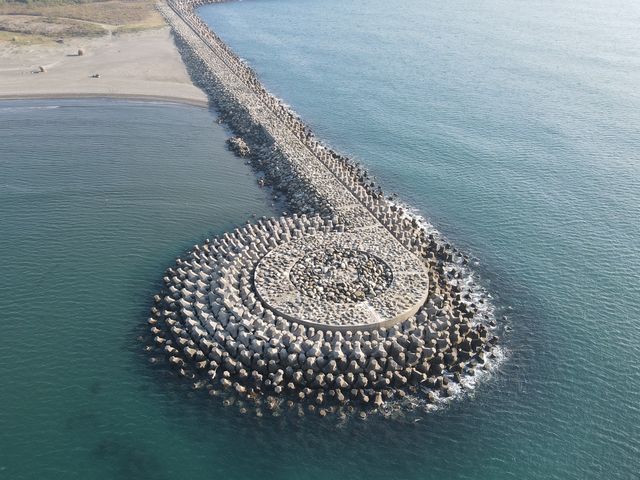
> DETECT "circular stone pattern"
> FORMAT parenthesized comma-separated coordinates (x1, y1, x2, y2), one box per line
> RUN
(254, 230, 430, 331)
(289, 248, 392, 302)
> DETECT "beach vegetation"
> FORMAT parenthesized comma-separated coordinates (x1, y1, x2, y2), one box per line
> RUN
(0, 0, 165, 42)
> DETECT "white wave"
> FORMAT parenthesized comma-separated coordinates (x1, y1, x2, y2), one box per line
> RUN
(0, 105, 61, 112)
(380, 198, 508, 412)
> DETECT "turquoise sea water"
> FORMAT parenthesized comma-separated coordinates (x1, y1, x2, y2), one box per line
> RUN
(197, 0, 640, 477)
(0, 100, 279, 479)
(1, 0, 639, 478)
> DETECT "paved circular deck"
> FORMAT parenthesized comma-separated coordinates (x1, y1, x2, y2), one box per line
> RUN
(254, 230, 430, 331)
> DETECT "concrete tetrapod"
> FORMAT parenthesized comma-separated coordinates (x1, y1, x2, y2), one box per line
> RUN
(144, 0, 501, 416)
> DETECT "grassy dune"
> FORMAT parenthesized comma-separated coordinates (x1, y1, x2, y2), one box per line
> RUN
(0, 0, 165, 43)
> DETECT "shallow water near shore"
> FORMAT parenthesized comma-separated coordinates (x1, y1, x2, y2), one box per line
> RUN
(1, 0, 640, 478)
(0, 99, 280, 479)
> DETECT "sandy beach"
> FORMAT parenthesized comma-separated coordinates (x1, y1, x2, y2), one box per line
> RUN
(0, 26, 208, 106)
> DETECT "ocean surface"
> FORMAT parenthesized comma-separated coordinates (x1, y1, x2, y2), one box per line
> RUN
(1, 0, 639, 478)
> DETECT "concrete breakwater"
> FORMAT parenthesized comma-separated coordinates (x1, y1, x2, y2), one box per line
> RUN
(146, 0, 500, 416)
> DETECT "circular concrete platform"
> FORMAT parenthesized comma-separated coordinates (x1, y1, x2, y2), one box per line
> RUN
(254, 230, 430, 331)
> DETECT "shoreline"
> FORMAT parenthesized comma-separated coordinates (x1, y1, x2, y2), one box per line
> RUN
(0, 92, 209, 108)
(0, 26, 208, 106)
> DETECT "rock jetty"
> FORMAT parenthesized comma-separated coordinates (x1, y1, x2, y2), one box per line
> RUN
(145, 0, 500, 416)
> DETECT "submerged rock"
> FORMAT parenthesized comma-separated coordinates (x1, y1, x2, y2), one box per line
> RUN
(226, 136, 251, 157)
